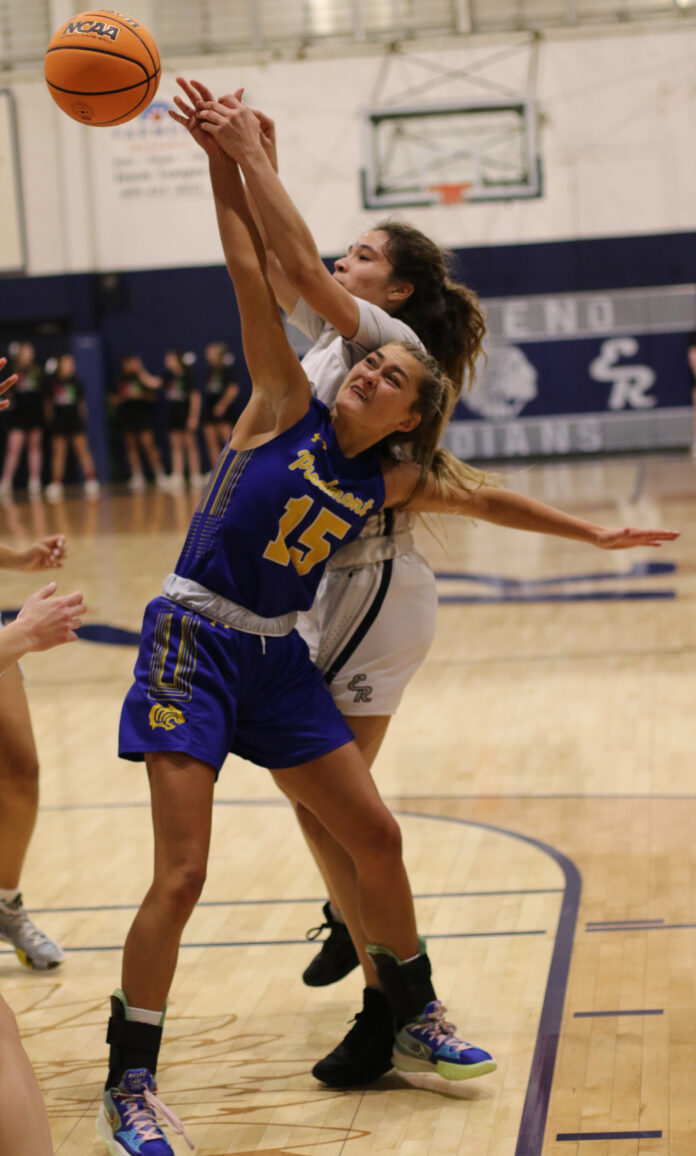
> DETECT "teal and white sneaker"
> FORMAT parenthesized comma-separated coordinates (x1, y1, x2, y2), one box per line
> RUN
(97, 1068, 194, 1155)
(0, 893, 64, 970)
(393, 1001, 497, 1081)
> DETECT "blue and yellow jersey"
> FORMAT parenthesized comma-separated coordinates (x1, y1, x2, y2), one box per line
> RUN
(174, 399, 386, 617)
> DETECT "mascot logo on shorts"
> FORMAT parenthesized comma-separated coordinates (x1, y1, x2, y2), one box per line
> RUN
(148, 703, 186, 731)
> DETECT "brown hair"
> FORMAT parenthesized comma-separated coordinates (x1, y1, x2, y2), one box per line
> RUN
(381, 342, 491, 506)
(377, 220, 486, 395)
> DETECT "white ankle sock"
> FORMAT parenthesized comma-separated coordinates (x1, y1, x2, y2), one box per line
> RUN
(128, 1006, 164, 1027)
(0, 887, 20, 903)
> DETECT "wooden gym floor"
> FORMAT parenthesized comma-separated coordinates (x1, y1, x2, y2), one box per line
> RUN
(0, 449, 694, 1156)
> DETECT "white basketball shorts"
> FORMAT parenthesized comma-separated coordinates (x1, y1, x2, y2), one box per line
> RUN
(296, 550, 438, 716)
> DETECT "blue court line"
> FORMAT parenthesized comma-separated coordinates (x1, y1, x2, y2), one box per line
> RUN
(13, 888, 564, 914)
(573, 1009, 664, 1018)
(0, 929, 547, 956)
(438, 590, 674, 604)
(586, 918, 664, 927)
(587, 922, 696, 932)
(556, 1132, 662, 1141)
(434, 560, 675, 588)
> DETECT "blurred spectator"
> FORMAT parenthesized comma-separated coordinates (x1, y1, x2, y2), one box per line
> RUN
(44, 354, 100, 502)
(0, 343, 45, 499)
(112, 354, 167, 491)
(163, 350, 203, 492)
(201, 342, 242, 472)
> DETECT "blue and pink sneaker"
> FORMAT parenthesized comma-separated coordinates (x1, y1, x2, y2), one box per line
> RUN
(393, 1000, 497, 1080)
(96, 1068, 194, 1155)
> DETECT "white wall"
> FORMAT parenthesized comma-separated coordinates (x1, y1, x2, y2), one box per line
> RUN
(6, 18, 696, 274)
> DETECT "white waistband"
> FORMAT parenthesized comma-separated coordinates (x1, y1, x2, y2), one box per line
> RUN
(162, 573, 297, 636)
(327, 529, 416, 570)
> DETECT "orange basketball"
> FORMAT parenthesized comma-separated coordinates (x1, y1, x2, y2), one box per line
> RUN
(44, 10, 161, 127)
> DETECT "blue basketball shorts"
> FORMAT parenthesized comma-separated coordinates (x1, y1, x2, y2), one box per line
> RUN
(119, 596, 355, 776)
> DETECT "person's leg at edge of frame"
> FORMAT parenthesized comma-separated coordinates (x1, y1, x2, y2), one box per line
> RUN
(0, 664, 64, 971)
(0, 995, 54, 1156)
(277, 742, 497, 1085)
(97, 750, 210, 1156)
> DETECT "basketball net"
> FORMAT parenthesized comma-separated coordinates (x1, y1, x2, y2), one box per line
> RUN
(429, 182, 472, 205)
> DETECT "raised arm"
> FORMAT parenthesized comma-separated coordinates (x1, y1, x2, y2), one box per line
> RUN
(385, 465, 679, 550)
(195, 95, 361, 340)
(170, 79, 298, 315)
(204, 148, 311, 436)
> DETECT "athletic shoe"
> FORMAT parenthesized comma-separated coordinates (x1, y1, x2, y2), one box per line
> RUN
(303, 901, 359, 986)
(27, 478, 42, 497)
(45, 481, 64, 502)
(128, 474, 146, 492)
(155, 473, 170, 491)
(0, 893, 64, 970)
(84, 478, 101, 498)
(313, 986, 394, 1086)
(393, 1001, 497, 1081)
(97, 1068, 194, 1155)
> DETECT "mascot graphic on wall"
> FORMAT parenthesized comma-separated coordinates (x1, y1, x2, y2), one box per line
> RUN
(464, 343, 538, 420)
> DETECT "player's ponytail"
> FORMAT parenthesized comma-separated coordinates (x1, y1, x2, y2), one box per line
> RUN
(378, 221, 486, 395)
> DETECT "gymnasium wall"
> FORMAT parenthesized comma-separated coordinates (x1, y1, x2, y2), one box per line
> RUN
(1, 14, 695, 465)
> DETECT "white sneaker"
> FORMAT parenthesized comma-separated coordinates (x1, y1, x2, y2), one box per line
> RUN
(0, 893, 64, 970)
(84, 478, 100, 498)
(27, 478, 42, 498)
(45, 481, 65, 503)
(155, 473, 170, 491)
(128, 473, 146, 492)
(167, 474, 185, 493)
(190, 473, 206, 488)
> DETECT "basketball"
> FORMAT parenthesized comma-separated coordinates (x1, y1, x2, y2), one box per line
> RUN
(44, 10, 161, 127)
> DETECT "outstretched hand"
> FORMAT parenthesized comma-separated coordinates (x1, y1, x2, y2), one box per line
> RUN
(15, 583, 86, 652)
(195, 95, 265, 162)
(14, 535, 68, 571)
(0, 357, 18, 411)
(169, 78, 244, 159)
(594, 526, 680, 550)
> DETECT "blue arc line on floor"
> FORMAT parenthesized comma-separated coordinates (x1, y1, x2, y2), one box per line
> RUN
(392, 808, 582, 1156)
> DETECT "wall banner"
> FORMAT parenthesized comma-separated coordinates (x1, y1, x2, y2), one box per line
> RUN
(445, 285, 695, 458)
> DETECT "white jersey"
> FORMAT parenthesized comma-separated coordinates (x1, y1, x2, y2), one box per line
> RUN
(289, 295, 424, 408)
(289, 295, 438, 716)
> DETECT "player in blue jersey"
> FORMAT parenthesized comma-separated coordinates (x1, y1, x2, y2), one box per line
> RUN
(172, 79, 686, 1094)
(96, 114, 678, 1156)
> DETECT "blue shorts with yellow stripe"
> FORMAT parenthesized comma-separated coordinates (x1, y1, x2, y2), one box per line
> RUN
(119, 596, 354, 776)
